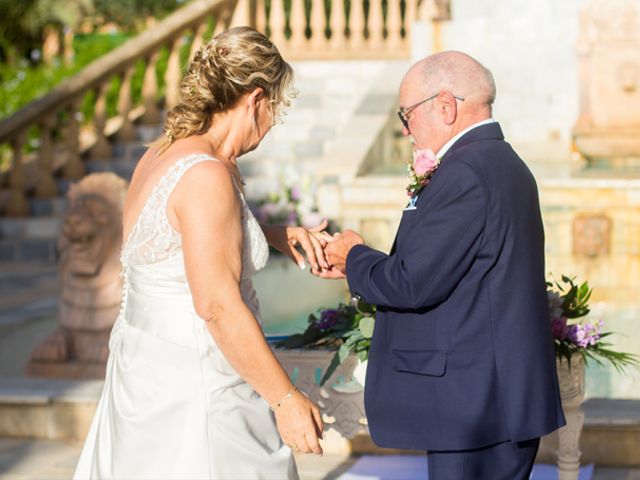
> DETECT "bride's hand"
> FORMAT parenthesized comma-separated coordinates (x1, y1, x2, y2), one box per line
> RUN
(283, 219, 331, 271)
(273, 389, 324, 455)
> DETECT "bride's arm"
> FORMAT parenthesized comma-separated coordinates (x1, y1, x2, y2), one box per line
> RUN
(171, 161, 323, 454)
(260, 222, 330, 272)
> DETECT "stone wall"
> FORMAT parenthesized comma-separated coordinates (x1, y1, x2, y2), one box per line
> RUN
(434, 0, 586, 163)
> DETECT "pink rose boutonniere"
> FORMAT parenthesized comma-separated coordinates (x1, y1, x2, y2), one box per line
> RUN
(407, 148, 440, 197)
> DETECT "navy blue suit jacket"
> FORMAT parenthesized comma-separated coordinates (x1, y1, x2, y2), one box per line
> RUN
(345, 122, 566, 451)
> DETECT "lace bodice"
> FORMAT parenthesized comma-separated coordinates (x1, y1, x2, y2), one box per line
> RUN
(120, 153, 269, 277)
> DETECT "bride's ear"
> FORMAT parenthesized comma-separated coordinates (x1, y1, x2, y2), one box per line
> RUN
(247, 88, 265, 110)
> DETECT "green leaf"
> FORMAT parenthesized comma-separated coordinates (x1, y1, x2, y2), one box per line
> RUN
(359, 316, 375, 339)
(357, 349, 368, 362)
(356, 300, 376, 316)
(319, 344, 351, 386)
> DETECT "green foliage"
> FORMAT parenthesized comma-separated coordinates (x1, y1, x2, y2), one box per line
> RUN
(0, 33, 130, 120)
(0, 0, 93, 63)
(92, 0, 188, 33)
(277, 300, 375, 385)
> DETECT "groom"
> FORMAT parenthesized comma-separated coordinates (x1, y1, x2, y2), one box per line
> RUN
(320, 52, 566, 479)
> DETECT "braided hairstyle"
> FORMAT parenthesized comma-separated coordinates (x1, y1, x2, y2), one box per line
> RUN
(150, 26, 295, 153)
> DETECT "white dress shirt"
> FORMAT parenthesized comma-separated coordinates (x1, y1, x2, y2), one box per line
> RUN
(436, 118, 497, 158)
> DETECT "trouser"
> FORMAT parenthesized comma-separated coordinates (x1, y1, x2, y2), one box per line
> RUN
(427, 437, 540, 480)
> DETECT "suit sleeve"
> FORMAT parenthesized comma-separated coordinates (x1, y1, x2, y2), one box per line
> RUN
(345, 162, 486, 310)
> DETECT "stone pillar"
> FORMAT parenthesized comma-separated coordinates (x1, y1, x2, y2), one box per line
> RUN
(556, 355, 586, 480)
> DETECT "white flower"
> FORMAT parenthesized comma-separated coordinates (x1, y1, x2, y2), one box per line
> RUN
(547, 290, 564, 319)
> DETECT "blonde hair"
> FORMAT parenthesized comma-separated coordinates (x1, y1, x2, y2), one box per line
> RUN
(150, 26, 295, 153)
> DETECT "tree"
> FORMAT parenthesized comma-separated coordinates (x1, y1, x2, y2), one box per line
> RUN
(0, 0, 93, 65)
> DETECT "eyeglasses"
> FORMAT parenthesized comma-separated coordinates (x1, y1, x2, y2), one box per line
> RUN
(397, 92, 465, 131)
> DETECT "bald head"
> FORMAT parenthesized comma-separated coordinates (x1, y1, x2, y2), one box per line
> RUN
(405, 51, 496, 114)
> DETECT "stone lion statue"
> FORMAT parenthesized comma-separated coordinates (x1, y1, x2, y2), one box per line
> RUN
(29, 172, 128, 374)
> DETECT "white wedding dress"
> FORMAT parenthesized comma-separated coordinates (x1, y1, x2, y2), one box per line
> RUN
(74, 154, 298, 480)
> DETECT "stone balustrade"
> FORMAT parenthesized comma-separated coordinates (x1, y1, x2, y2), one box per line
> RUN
(258, 0, 420, 60)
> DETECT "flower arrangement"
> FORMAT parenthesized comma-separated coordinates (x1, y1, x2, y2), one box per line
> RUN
(276, 300, 375, 386)
(406, 148, 440, 197)
(548, 276, 638, 372)
(252, 166, 324, 229)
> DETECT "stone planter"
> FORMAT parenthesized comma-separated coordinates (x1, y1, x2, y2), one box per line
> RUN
(274, 348, 368, 439)
(555, 354, 587, 480)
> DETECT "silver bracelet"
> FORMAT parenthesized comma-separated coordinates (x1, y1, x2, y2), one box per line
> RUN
(271, 386, 296, 411)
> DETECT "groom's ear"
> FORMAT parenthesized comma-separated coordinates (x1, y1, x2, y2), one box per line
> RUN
(438, 90, 458, 125)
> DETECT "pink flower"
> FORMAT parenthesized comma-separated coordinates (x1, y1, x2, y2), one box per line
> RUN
(413, 149, 439, 176)
(301, 211, 324, 229)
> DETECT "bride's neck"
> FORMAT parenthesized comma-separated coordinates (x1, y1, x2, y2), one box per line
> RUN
(206, 111, 246, 165)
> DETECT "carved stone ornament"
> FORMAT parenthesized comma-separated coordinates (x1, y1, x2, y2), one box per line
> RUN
(274, 349, 368, 439)
(574, 0, 640, 164)
(28, 173, 128, 379)
(572, 214, 611, 257)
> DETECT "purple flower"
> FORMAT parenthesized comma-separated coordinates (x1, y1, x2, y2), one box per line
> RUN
(257, 203, 281, 223)
(315, 309, 340, 330)
(551, 316, 569, 340)
(565, 319, 604, 348)
(568, 324, 589, 348)
(286, 210, 299, 226)
(290, 185, 302, 202)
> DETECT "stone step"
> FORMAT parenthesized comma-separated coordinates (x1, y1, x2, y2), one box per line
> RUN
(0, 377, 637, 467)
(0, 238, 58, 263)
(0, 217, 61, 240)
(85, 159, 135, 181)
(28, 198, 68, 218)
(0, 377, 103, 441)
(0, 261, 57, 295)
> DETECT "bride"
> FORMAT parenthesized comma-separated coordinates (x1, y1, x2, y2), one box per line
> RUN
(74, 26, 329, 479)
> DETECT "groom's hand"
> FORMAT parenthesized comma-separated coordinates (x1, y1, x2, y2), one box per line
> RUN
(323, 230, 364, 274)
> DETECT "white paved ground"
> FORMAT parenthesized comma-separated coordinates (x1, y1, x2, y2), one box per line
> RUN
(0, 438, 354, 480)
(1, 438, 639, 480)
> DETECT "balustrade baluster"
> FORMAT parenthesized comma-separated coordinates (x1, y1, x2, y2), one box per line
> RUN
(213, 12, 227, 37)
(6, 132, 29, 217)
(405, 0, 418, 43)
(141, 51, 161, 124)
(117, 65, 137, 141)
(310, 0, 327, 50)
(387, 0, 404, 49)
(230, 0, 251, 26)
(330, 0, 347, 50)
(62, 100, 85, 180)
(255, 0, 267, 34)
(165, 38, 182, 110)
(368, 0, 384, 49)
(349, 0, 366, 49)
(34, 117, 58, 198)
(269, 0, 287, 48)
(90, 82, 112, 159)
(289, 0, 306, 49)
(189, 22, 209, 61)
